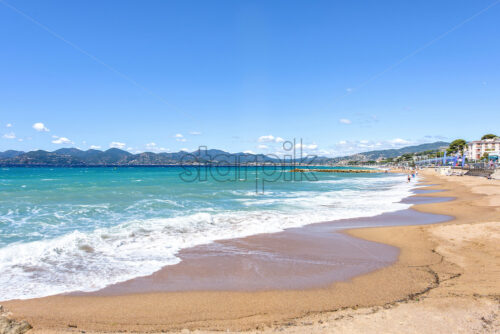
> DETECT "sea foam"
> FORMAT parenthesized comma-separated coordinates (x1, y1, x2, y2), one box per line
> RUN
(0, 172, 415, 300)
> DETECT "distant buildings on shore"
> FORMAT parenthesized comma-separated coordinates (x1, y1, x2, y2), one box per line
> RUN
(465, 138, 500, 161)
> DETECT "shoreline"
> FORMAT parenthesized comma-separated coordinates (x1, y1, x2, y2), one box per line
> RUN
(0, 171, 416, 301)
(85, 195, 449, 295)
(2, 169, 499, 332)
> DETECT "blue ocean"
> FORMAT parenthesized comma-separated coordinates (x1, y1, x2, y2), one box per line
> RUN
(0, 167, 414, 300)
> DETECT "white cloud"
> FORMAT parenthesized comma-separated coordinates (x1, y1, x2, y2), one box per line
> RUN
(389, 138, 410, 145)
(339, 140, 347, 145)
(52, 137, 72, 144)
(3, 132, 16, 139)
(258, 135, 287, 144)
(346, 88, 353, 93)
(6, 123, 12, 128)
(146, 142, 157, 148)
(33, 122, 49, 132)
(110, 141, 126, 149)
(339, 118, 351, 124)
(189, 131, 202, 135)
(18, 138, 23, 142)
(258, 135, 275, 142)
(258, 144, 268, 149)
(180, 148, 189, 152)
(243, 150, 255, 154)
(175, 134, 186, 142)
(90, 145, 101, 149)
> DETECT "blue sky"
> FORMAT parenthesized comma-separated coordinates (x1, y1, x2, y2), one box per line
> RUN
(1, 0, 499, 157)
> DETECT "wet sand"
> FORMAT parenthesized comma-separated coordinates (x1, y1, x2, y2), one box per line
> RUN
(89, 194, 450, 295)
(1, 169, 499, 333)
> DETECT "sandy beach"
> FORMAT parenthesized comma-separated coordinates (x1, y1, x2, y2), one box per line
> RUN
(2, 0, 499, 332)
(1, 169, 499, 333)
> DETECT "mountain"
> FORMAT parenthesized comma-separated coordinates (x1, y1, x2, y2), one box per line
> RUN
(99, 148, 133, 164)
(53, 148, 86, 156)
(50, 148, 133, 164)
(326, 141, 450, 163)
(0, 150, 24, 159)
(0, 147, 281, 166)
(4, 150, 85, 166)
(359, 141, 449, 159)
(0, 141, 449, 166)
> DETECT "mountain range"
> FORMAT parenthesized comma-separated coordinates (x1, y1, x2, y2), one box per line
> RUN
(0, 141, 449, 166)
(329, 141, 450, 162)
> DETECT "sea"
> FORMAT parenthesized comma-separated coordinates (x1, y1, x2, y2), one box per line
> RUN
(0, 166, 415, 301)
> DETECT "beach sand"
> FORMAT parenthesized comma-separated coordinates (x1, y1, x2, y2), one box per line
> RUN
(1, 169, 499, 333)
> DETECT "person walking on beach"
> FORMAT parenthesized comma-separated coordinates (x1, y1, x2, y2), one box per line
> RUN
(407, 174, 411, 183)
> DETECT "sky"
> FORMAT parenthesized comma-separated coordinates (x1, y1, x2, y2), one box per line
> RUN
(1, 0, 499, 157)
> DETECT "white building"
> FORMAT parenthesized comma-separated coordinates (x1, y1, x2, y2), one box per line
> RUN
(465, 138, 500, 161)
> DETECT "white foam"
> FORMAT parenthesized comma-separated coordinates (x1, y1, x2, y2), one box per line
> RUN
(0, 174, 416, 301)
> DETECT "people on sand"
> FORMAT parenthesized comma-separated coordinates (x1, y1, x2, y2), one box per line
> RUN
(407, 174, 411, 183)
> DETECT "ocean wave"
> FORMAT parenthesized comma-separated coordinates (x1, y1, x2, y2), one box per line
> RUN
(0, 174, 415, 301)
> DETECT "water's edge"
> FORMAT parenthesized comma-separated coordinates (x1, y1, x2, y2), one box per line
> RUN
(0, 169, 418, 300)
(84, 186, 453, 295)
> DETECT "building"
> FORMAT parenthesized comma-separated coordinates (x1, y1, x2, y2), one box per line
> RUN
(465, 138, 500, 161)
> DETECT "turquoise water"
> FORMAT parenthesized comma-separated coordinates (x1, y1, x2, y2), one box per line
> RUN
(0, 167, 413, 300)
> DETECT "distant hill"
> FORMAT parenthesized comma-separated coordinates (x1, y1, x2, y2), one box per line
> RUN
(0, 150, 24, 159)
(0, 147, 278, 166)
(329, 141, 450, 163)
(0, 141, 449, 166)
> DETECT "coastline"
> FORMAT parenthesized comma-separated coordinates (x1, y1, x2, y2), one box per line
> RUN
(2, 169, 499, 333)
(84, 191, 450, 295)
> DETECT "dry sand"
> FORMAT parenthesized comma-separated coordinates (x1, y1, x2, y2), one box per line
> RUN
(1, 169, 499, 333)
